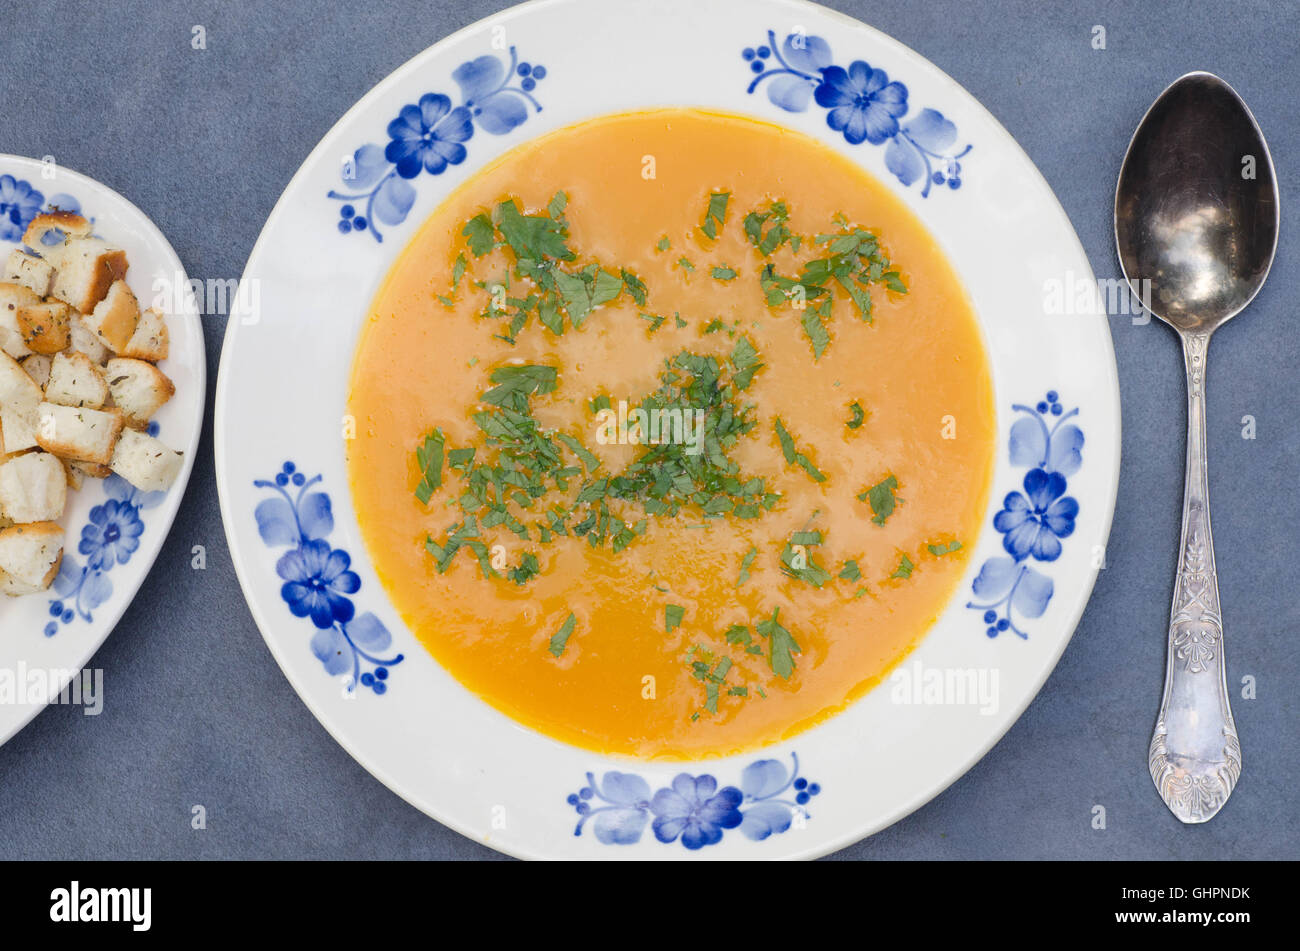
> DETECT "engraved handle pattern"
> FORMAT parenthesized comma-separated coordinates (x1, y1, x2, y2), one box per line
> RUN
(1149, 331, 1241, 822)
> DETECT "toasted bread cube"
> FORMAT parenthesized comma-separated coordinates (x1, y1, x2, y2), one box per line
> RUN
(15, 299, 71, 354)
(0, 566, 43, 596)
(0, 410, 38, 455)
(22, 210, 93, 246)
(62, 458, 84, 491)
(45, 237, 128, 316)
(45, 351, 109, 409)
(0, 451, 66, 523)
(68, 311, 110, 365)
(121, 308, 169, 362)
(4, 250, 54, 297)
(84, 279, 138, 353)
(20, 353, 52, 388)
(0, 521, 64, 591)
(34, 402, 123, 465)
(0, 349, 43, 405)
(105, 357, 173, 425)
(68, 459, 113, 481)
(110, 428, 182, 492)
(0, 282, 41, 359)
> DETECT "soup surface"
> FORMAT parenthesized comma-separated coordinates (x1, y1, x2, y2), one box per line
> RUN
(347, 109, 994, 759)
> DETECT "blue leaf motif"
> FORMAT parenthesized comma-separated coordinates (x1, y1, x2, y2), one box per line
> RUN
(452, 55, 505, 103)
(739, 801, 795, 840)
(255, 496, 299, 546)
(345, 144, 390, 189)
(740, 758, 789, 799)
(52, 558, 80, 596)
(297, 491, 334, 540)
(1009, 416, 1047, 469)
(592, 808, 649, 845)
(972, 556, 1018, 600)
(311, 626, 352, 676)
(903, 108, 957, 153)
(767, 74, 817, 112)
(1048, 424, 1084, 477)
(81, 571, 112, 612)
(475, 93, 528, 135)
(1013, 566, 1053, 619)
(782, 33, 833, 73)
(346, 612, 391, 652)
(598, 771, 652, 805)
(372, 176, 416, 227)
(884, 133, 926, 186)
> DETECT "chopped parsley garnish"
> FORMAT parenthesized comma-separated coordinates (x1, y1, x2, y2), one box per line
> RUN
(757, 607, 800, 679)
(699, 191, 730, 240)
(847, 401, 865, 430)
(838, 559, 861, 581)
(665, 603, 685, 632)
(656, 236, 671, 252)
(927, 540, 963, 556)
(677, 257, 695, 273)
(890, 554, 915, 579)
(737, 546, 757, 586)
(549, 613, 576, 657)
(860, 475, 900, 525)
(414, 428, 445, 505)
(774, 418, 827, 483)
(711, 265, 737, 282)
(742, 200, 797, 256)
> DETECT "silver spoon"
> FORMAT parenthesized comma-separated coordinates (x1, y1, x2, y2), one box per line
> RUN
(1115, 72, 1278, 823)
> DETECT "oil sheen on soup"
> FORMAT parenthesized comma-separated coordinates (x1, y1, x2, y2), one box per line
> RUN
(347, 110, 994, 759)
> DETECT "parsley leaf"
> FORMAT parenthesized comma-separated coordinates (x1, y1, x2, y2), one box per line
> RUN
(927, 540, 963, 556)
(860, 475, 900, 526)
(847, 401, 865, 430)
(838, 559, 862, 581)
(665, 604, 685, 632)
(890, 554, 915, 579)
(757, 607, 800, 679)
(737, 546, 757, 586)
(774, 418, 827, 483)
(549, 613, 576, 657)
(699, 191, 730, 240)
(414, 428, 445, 505)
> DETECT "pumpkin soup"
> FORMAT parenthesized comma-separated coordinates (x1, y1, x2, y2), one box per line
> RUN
(346, 109, 994, 759)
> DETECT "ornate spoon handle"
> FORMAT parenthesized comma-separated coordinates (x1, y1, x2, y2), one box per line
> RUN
(1149, 331, 1241, 822)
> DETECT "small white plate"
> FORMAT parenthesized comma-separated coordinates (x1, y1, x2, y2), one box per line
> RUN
(0, 156, 204, 744)
(216, 0, 1120, 857)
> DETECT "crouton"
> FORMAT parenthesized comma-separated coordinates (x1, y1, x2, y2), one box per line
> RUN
(0, 451, 66, 523)
(120, 308, 169, 362)
(34, 402, 123, 465)
(45, 351, 109, 409)
(0, 566, 43, 596)
(62, 458, 83, 491)
(16, 298, 71, 354)
(0, 282, 41, 359)
(69, 459, 113, 480)
(0, 521, 64, 592)
(4, 249, 54, 297)
(0, 410, 38, 455)
(83, 279, 138, 353)
(20, 353, 51, 388)
(110, 428, 183, 492)
(105, 357, 173, 425)
(68, 311, 110, 365)
(44, 236, 129, 315)
(0, 351, 42, 454)
(22, 210, 93, 245)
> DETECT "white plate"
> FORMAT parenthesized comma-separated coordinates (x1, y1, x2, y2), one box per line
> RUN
(0, 156, 204, 744)
(215, 0, 1120, 857)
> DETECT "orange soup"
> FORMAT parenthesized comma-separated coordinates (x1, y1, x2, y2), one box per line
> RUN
(347, 109, 994, 759)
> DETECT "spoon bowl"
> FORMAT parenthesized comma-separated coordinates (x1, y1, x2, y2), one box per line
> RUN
(1116, 71, 1279, 332)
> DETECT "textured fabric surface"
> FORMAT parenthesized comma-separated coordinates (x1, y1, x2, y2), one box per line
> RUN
(0, 0, 1295, 860)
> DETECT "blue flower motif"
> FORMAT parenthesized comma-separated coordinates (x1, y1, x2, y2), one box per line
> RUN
(276, 538, 361, 628)
(256, 462, 403, 692)
(0, 174, 44, 242)
(968, 392, 1082, 638)
(814, 60, 908, 145)
(384, 93, 474, 179)
(78, 498, 145, 572)
(650, 774, 744, 850)
(994, 468, 1079, 562)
